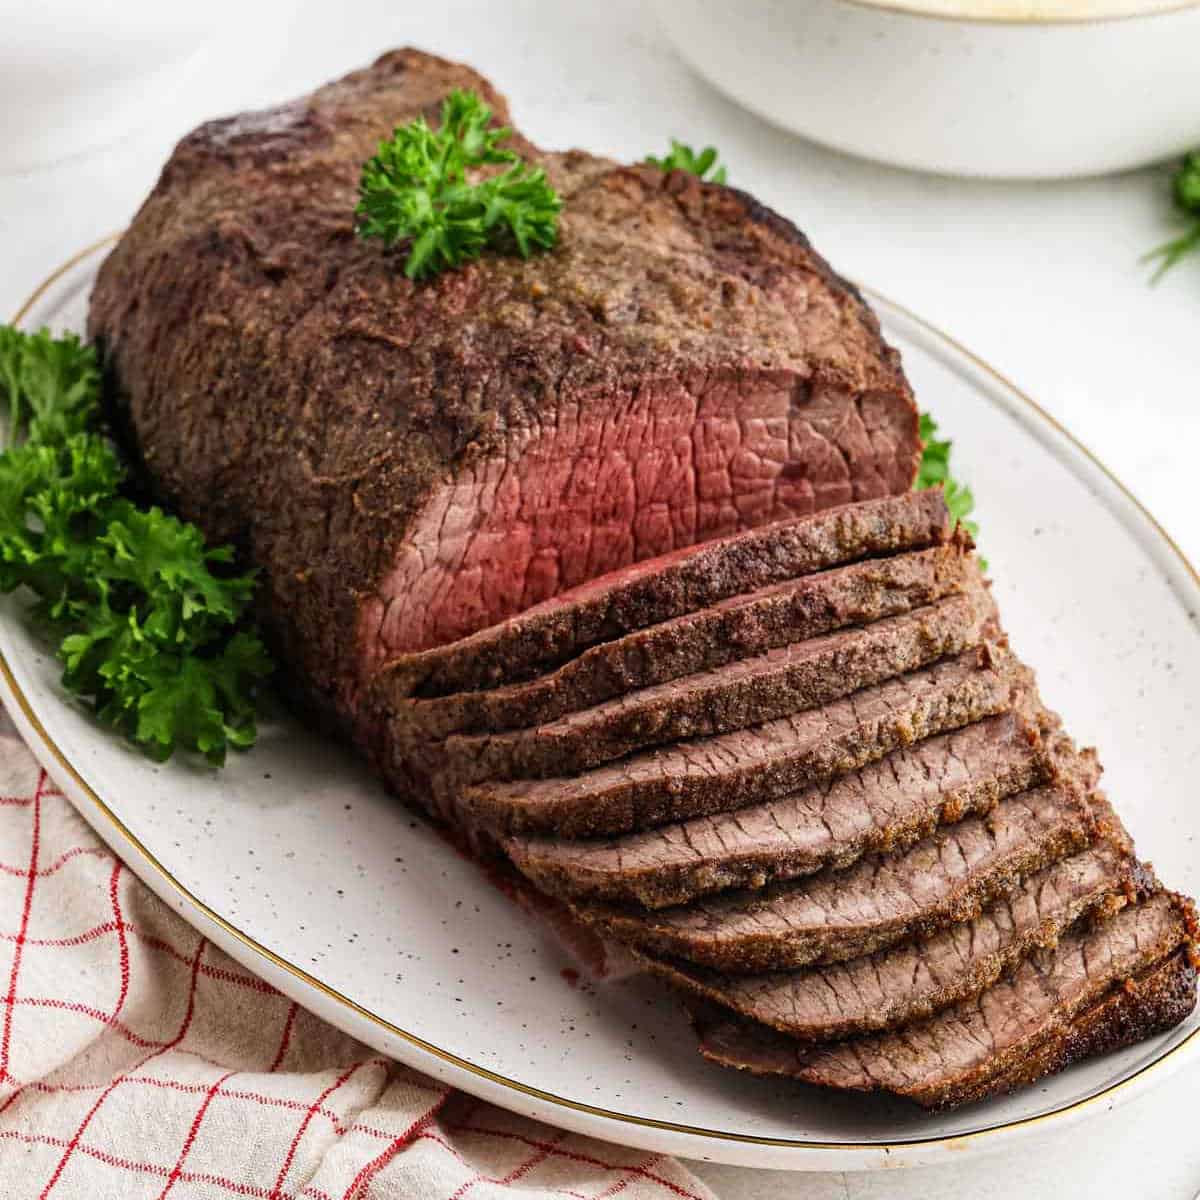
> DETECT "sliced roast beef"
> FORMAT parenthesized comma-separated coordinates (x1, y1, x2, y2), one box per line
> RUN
(647, 841, 1137, 1041)
(454, 643, 1020, 838)
(435, 586, 992, 786)
(396, 538, 972, 740)
(377, 491, 947, 703)
(90, 50, 922, 729)
(504, 709, 1047, 908)
(588, 762, 1102, 972)
(693, 891, 1195, 1109)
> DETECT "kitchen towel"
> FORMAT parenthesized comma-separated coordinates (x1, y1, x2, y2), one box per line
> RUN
(0, 715, 713, 1199)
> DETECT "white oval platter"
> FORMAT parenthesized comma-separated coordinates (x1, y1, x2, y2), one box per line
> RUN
(4, 239, 1198, 1171)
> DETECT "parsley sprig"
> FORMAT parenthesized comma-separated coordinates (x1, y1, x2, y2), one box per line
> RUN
(917, 412, 980, 546)
(1144, 151, 1200, 282)
(0, 325, 272, 765)
(645, 140, 727, 184)
(356, 89, 562, 280)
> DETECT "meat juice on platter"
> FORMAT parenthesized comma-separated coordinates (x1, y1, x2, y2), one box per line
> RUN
(85, 48, 1197, 1112)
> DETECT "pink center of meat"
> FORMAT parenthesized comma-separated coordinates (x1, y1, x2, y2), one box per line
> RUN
(357, 372, 911, 675)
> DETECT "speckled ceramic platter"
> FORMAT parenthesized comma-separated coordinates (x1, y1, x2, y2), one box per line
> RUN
(4, 239, 1198, 1171)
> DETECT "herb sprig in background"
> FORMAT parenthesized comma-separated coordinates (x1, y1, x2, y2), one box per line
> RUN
(644, 140, 728, 183)
(1145, 152, 1200, 281)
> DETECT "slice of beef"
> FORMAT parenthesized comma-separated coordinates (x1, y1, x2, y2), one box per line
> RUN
(646, 841, 1138, 1041)
(587, 759, 1103, 972)
(395, 538, 972, 740)
(377, 491, 948, 703)
(89, 49, 921, 734)
(697, 949, 1198, 1110)
(970, 948, 1196, 1102)
(453, 643, 1020, 838)
(435, 586, 992, 786)
(504, 709, 1047, 908)
(693, 890, 1196, 1110)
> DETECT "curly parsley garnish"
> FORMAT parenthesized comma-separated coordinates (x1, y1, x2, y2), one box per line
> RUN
(1144, 151, 1200, 282)
(917, 411, 980, 547)
(0, 325, 272, 765)
(356, 89, 562, 281)
(645, 140, 727, 184)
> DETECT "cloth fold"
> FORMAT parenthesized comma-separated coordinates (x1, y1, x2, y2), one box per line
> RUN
(0, 718, 713, 1199)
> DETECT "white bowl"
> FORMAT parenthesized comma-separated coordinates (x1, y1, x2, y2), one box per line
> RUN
(654, 0, 1200, 179)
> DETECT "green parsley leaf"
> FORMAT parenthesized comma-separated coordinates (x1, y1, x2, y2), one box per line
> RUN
(645, 140, 728, 184)
(917, 412, 982, 565)
(0, 326, 99, 447)
(94, 504, 256, 644)
(0, 434, 122, 624)
(0, 324, 272, 765)
(75, 630, 270, 766)
(356, 88, 562, 280)
(1144, 150, 1200, 282)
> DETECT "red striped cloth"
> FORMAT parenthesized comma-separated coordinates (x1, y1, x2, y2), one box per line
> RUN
(0, 718, 714, 1198)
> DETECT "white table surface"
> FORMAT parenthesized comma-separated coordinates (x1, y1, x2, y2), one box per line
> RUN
(2, 2, 1198, 1195)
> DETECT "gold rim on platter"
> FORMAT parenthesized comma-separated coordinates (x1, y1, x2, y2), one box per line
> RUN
(6, 235, 1199, 1158)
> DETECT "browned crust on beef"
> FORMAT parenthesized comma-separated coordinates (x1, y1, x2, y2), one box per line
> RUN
(691, 891, 1196, 1109)
(433, 584, 992, 786)
(395, 536, 971, 740)
(642, 842, 1137, 1041)
(379, 492, 950, 702)
(451, 643, 1020, 838)
(585, 751, 1102, 972)
(88, 48, 920, 729)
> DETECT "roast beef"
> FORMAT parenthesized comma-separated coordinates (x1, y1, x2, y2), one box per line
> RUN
(433, 585, 992, 786)
(588, 762, 1103, 972)
(646, 841, 1137, 1041)
(693, 890, 1195, 1109)
(83, 48, 1196, 1113)
(87, 49, 921, 735)
(454, 644, 1020, 837)
(395, 538, 971, 740)
(504, 708, 1047, 908)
